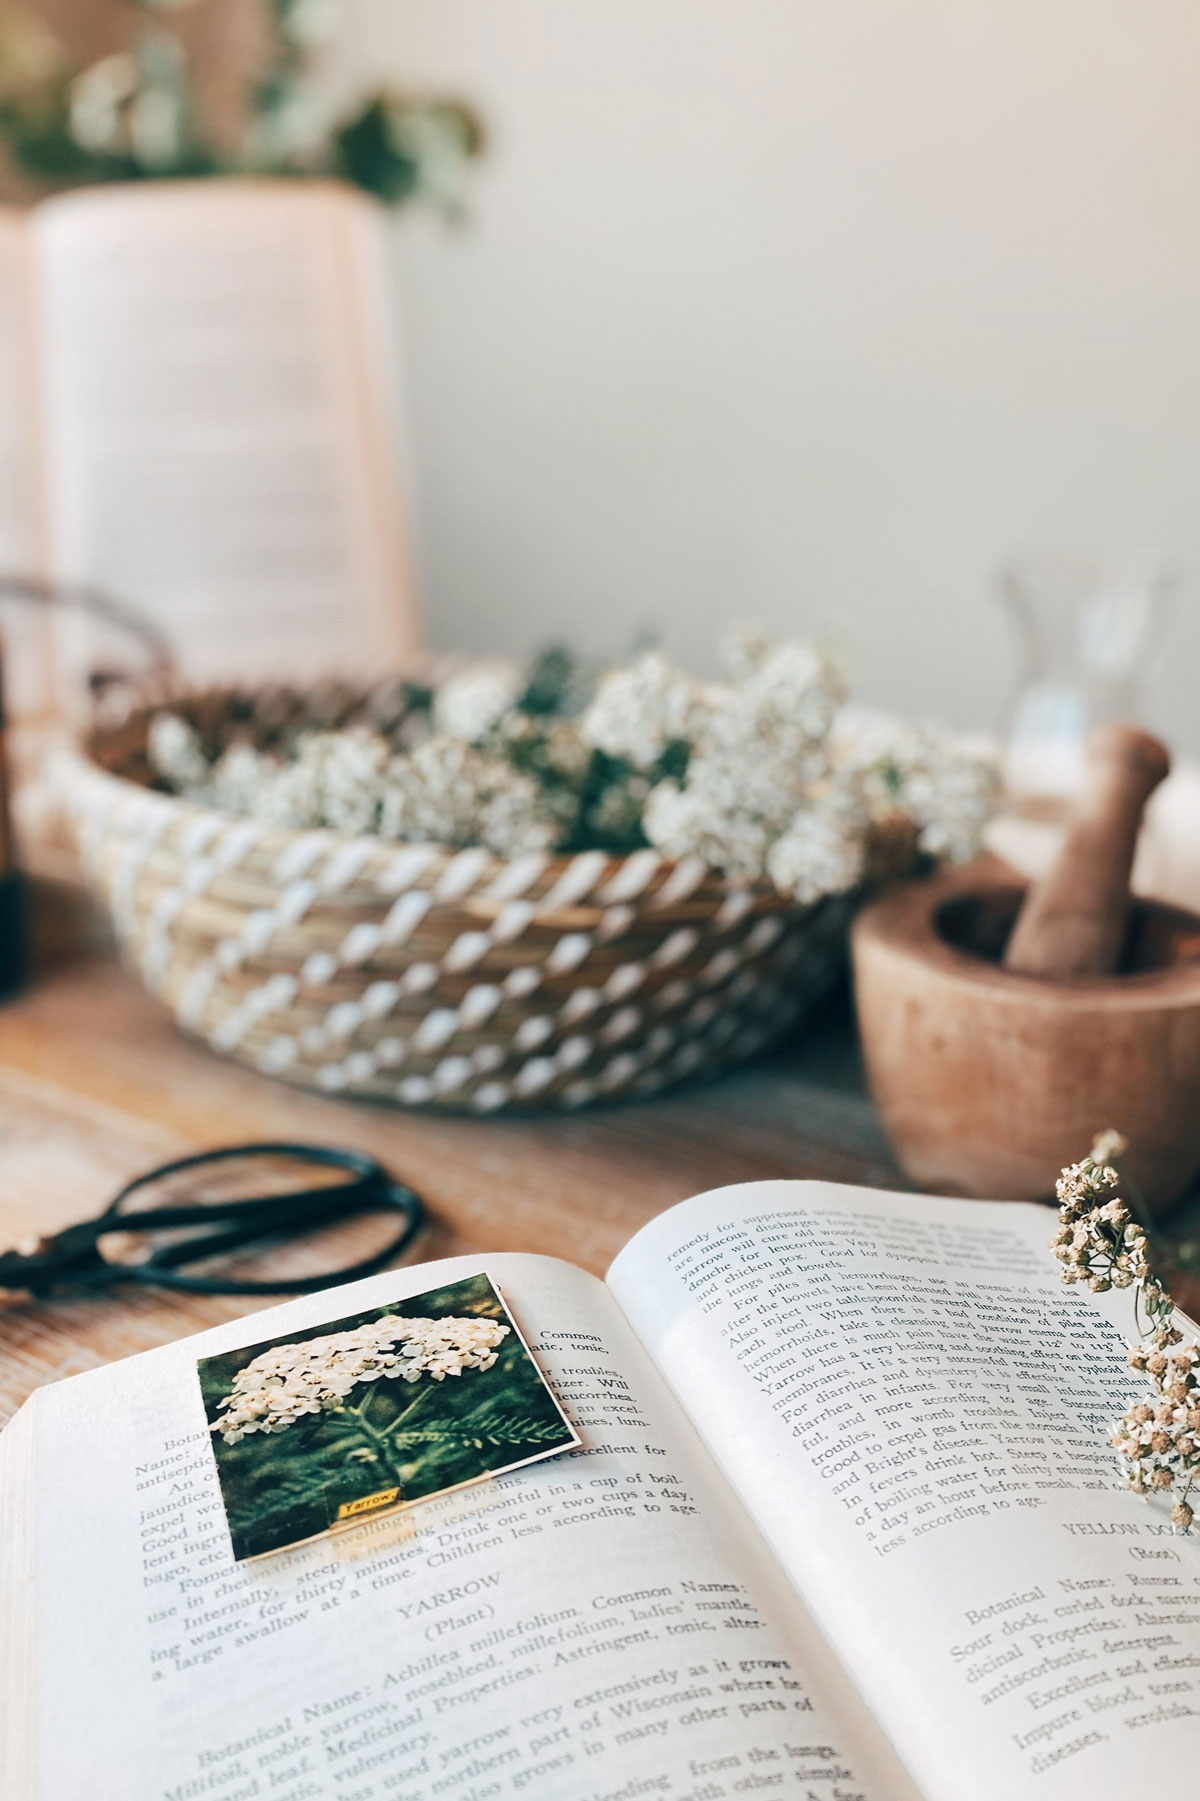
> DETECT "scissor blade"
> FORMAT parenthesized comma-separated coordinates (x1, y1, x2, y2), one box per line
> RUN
(107, 1179, 388, 1235)
(128, 1185, 392, 1276)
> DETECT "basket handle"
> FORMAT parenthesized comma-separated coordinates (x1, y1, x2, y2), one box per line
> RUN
(0, 572, 176, 709)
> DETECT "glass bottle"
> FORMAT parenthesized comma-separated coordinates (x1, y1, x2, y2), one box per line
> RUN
(997, 551, 1173, 816)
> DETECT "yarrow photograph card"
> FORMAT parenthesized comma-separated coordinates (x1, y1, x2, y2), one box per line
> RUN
(197, 1272, 579, 1560)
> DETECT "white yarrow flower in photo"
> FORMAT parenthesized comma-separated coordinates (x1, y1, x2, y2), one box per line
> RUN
(211, 1312, 511, 1444)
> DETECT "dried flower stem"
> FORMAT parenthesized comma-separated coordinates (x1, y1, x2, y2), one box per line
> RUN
(1053, 1132, 1200, 1533)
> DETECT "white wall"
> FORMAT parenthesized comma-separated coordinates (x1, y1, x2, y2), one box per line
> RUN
(334, 1, 1200, 747)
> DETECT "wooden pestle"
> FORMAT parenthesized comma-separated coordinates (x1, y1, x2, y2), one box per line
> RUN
(1003, 724, 1171, 979)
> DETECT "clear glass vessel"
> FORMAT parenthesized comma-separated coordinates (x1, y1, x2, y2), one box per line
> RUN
(997, 551, 1173, 814)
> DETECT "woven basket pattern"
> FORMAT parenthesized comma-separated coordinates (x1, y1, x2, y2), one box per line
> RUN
(60, 699, 861, 1112)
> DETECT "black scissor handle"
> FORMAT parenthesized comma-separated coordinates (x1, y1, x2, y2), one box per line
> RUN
(96, 1143, 425, 1297)
(104, 1142, 385, 1219)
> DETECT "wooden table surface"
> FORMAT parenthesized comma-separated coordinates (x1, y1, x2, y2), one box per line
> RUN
(3, 881, 1199, 1426)
(0, 883, 908, 1423)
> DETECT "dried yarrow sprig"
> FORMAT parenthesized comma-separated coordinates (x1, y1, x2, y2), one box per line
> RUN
(1053, 1132, 1199, 1532)
(148, 638, 999, 906)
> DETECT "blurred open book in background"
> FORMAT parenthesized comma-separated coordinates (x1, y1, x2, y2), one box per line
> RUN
(0, 177, 418, 719)
(0, 177, 419, 873)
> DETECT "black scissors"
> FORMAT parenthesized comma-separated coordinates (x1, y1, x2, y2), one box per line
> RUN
(0, 1143, 425, 1300)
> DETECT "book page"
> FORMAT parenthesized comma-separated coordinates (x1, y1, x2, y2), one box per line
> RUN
(0, 208, 56, 718)
(16, 1252, 913, 1801)
(0, 1390, 38, 1801)
(610, 1182, 1200, 1801)
(34, 180, 418, 696)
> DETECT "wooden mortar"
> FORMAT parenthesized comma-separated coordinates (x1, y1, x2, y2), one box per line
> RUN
(852, 726, 1200, 1211)
(852, 869, 1200, 1210)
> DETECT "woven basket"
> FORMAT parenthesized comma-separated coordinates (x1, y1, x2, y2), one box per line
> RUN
(59, 689, 899, 1113)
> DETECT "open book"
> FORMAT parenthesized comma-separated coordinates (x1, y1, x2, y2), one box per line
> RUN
(2, 1178, 1195, 1801)
(0, 179, 417, 718)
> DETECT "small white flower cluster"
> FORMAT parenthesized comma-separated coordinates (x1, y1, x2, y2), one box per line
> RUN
(147, 713, 210, 791)
(149, 718, 561, 856)
(765, 787, 868, 907)
(433, 660, 525, 745)
(210, 1312, 511, 1445)
(581, 651, 702, 770)
(256, 729, 393, 836)
(832, 709, 1000, 865)
(147, 634, 999, 894)
(1113, 1348, 1200, 1526)
(601, 638, 854, 893)
(378, 737, 562, 854)
(1051, 1131, 1199, 1532)
(1051, 1136, 1149, 1295)
(605, 636, 995, 901)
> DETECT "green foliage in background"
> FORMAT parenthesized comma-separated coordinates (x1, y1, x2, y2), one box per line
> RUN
(0, 1, 481, 207)
(199, 1275, 573, 1561)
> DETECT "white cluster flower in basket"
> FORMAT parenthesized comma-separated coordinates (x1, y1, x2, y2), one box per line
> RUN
(642, 777, 772, 883)
(145, 633, 1000, 900)
(254, 729, 393, 835)
(379, 736, 563, 853)
(206, 742, 278, 819)
(612, 637, 850, 889)
(832, 708, 1000, 866)
(433, 659, 525, 744)
(148, 712, 209, 790)
(766, 787, 869, 906)
(706, 634, 845, 758)
(630, 639, 865, 898)
(210, 1313, 511, 1445)
(580, 650, 701, 770)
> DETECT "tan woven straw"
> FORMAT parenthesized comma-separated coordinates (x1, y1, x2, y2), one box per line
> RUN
(61, 689, 904, 1112)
